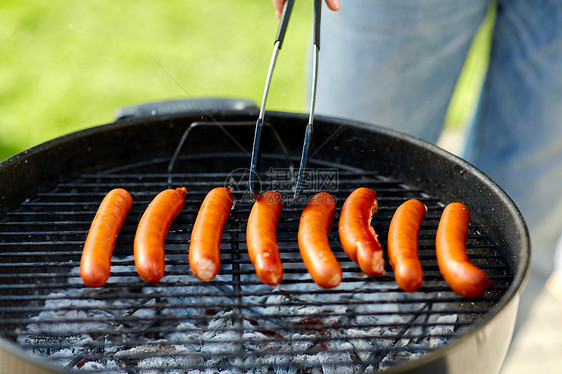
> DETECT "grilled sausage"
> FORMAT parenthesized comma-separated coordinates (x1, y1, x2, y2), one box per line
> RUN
(80, 188, 133, 287)
(298, 192, 342, 289)
(387, 199, 427, 292)
(134, 187, 187, 283)
(338, 187, 385, 276)
(246, 191, 284, 286)
(189, 187, 233, 282)
(435, 202, 494, 298)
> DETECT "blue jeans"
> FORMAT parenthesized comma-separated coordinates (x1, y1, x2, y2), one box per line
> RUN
(316, 0, 562, 325)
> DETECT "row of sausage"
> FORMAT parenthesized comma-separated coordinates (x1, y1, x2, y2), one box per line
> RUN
(79, 187, 494, 298)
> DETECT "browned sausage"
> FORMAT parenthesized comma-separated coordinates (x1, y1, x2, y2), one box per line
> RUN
(338, 187, 385, 276)
(189, 187, 233, 282)
(436, 202, 494, 298)
(246, 191, 284, 286)
(134, 187, 186, 283)
(387, 199, 427, 292)
(80, 188, 133, 287)
(298, 192, 342, 289)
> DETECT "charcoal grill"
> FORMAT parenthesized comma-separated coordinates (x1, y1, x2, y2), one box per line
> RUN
(0, 99, 529, 373)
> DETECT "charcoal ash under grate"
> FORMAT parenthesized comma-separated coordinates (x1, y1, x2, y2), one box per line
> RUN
(0, 154, 510, 373)
(13, 269, 466, 373)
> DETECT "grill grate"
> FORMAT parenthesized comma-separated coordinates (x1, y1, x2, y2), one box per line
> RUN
(0, 152, 510, 373)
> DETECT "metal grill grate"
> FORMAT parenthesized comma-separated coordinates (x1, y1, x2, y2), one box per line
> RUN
(0, 152, 510, 373)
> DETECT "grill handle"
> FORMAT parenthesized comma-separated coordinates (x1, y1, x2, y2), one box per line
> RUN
(113, 98, 258, 121)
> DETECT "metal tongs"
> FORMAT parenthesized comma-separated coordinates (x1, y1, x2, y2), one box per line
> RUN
(249, 0, 322, 200)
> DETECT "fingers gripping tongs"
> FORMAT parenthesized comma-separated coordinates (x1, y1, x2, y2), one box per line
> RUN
(249, 0, 322, 200)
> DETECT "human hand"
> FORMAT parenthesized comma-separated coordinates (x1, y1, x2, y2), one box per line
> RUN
(272, 0, 340, 18)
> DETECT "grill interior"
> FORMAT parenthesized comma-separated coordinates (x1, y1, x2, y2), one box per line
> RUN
(0, 144, 510, 373)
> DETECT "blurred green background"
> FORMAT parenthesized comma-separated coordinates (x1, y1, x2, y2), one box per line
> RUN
(0, 1, 494, 161)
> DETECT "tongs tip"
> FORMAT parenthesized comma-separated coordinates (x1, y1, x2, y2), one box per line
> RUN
(292, 122, 313, 201)
(249, 118, 263, 199)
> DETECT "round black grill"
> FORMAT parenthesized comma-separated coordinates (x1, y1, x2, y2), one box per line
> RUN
(0, 149, 509, 373)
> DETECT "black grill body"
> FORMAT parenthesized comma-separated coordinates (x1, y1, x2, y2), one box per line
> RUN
(0, 107, 529, 373)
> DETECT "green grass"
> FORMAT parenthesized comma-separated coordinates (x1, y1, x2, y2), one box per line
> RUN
(0, 1, 314, 160)
(444, 1, 496, 129)
(0, 2, 494, 161)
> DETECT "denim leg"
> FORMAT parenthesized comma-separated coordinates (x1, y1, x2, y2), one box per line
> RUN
(316, 0, 489, 143)
(463, 0, 562, 286)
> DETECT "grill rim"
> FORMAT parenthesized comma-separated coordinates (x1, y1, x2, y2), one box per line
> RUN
(0, 107, 530, 374)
